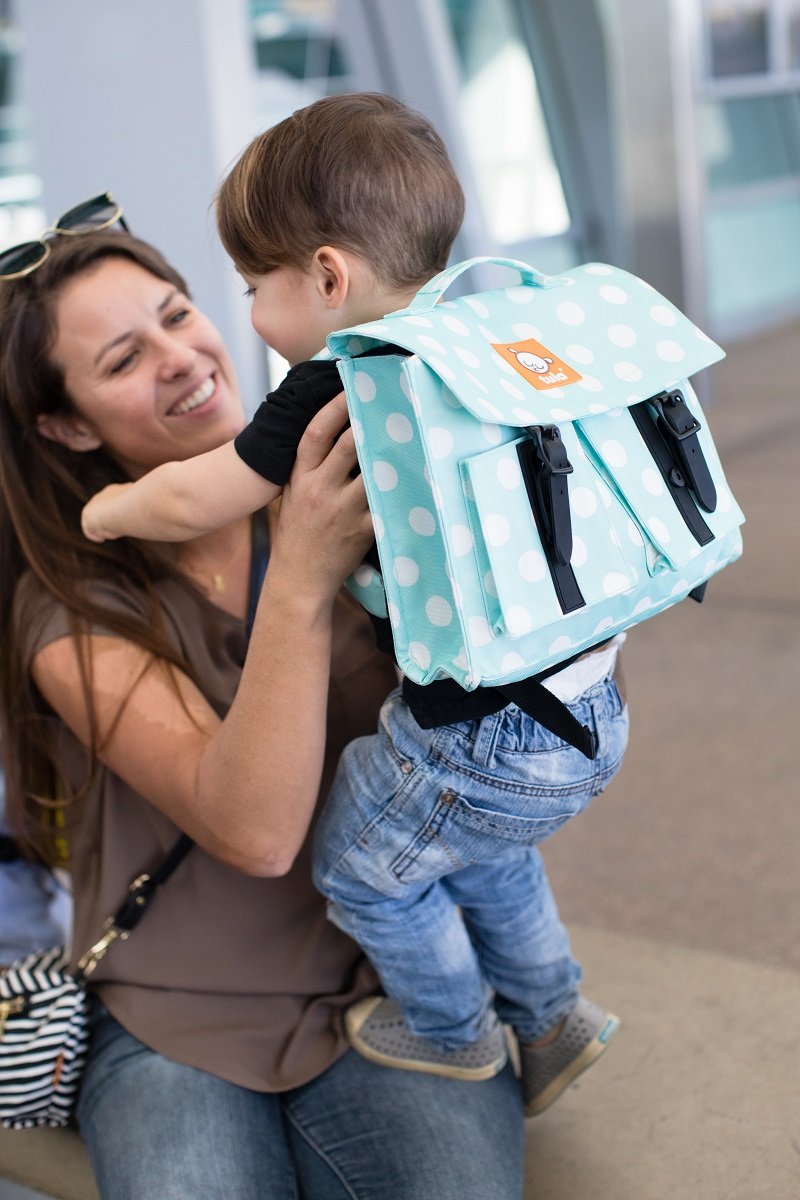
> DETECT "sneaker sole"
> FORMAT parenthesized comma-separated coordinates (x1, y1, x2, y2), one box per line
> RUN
(345, 997, 509, 1082)
(525, 1012, 620, 1116)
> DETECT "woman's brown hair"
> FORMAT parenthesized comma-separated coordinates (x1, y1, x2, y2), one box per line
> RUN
(0, 231, 202, 861)
(216, 92, 464, 288)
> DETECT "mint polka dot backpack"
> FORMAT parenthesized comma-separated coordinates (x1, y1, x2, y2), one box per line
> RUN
(327, 257, 744, 743)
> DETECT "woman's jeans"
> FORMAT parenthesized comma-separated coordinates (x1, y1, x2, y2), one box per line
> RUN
(77, 1002, 523, 1200)
(314, 677, 629, 1047)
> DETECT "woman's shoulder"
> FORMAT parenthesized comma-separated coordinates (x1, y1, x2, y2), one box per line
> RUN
(13, 568, 153, 662)
(15, 564, 246, 687)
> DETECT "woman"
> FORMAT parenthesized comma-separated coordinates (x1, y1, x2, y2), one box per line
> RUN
(0, 221, 524, 1198)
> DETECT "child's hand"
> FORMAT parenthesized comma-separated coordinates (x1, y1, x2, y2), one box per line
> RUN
(81, 483, 133, 542)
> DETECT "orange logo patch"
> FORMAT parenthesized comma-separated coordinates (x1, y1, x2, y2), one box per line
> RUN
(491, 338, 582, 390)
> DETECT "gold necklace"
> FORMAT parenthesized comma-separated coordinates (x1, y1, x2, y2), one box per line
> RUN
(181, 525, 250, 597)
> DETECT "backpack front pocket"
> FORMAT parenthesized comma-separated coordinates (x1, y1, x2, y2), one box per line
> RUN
(461, 425, 635, 641)
(575, 389, 744, 578)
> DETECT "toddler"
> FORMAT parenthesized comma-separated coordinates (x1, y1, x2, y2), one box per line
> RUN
(82, 93, 628, 1116)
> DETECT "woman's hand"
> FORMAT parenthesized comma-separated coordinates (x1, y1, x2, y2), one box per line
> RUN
(268, 391, 373, 604)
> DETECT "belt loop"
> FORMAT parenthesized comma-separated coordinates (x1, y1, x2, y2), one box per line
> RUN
(471, 712, 501, 767)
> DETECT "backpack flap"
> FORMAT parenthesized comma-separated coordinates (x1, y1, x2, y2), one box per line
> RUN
(329, 258, 724, 427)
(331, 258, 744, 690)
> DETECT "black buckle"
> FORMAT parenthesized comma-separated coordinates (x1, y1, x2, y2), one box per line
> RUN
(521, 425, 574, 566)
(528, 424, 573, 477)
(648, 390, 717, 512)
(651, 390, 700, 441)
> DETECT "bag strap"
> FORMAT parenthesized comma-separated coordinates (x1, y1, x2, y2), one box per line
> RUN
(75, 834, 195, 980)
(400, 637, 619, 760)
(496, 679, 598, 760)
(244, 508, 270, 654)
(390, 256, 568, 317)
(76, 514, 270, 981)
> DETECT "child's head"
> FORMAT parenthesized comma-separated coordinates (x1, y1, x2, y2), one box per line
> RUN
(216, 92, 464, 293)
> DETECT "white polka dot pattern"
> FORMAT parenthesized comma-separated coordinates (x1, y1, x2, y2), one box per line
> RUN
(330, 259, 743, 688)
(386, 413, 414, 443)
(402, 510, 431, 541)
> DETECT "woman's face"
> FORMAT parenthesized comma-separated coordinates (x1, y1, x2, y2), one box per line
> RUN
(49, 257, 245, 478)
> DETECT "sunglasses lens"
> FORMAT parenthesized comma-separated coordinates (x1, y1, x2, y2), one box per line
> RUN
(0, 241, 48, 278)
(0, 194, 126, 280)
(56, 194, 121, 233)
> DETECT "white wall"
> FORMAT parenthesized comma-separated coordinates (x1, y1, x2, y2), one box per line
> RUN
(17, 0, 268, 408)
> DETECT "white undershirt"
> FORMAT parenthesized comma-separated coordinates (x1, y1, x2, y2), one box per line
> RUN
(541, 634, 626, 703)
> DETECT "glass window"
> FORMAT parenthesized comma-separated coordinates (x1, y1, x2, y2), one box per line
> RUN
(706, 192, 800, 323)
(702, 95, 800, 190)
(442, 0, 570, 247)
(0, 15, 43, 252)
(704, 0, 770, 78)
(250, 0, 351, 130)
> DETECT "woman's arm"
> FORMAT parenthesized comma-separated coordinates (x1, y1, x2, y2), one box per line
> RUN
(81, 441, 280, 543)
(80, 361, 345, 545)
(34, 396, 373, 876)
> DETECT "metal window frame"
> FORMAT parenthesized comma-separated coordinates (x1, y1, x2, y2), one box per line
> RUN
(695, 0, 800, 335)
(335, 0, 610, 282)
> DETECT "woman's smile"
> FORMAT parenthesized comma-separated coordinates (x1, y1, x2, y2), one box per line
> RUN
(166, 374, 218, 417)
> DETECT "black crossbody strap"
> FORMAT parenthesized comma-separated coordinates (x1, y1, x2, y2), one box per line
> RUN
(109, 834, 195, 934)
(245, 509, 270, 654)
(77, 515, 270, 980)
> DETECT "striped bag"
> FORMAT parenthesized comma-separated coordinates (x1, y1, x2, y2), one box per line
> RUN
(0, 834, 193, 1129)
(0, 946, 89, 1129)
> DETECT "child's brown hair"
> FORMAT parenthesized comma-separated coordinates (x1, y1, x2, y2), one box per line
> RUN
(216, 92, 464, 290)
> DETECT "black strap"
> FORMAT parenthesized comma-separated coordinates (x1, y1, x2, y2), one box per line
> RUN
(111, 834, 195, 932)
(244, 510, 270, 655)
(517, 426, 585, 614)
(402, 639, 615, 760)
(405, 673, 599, 760)
(497, 679, 598, 759)
(650, 390, 717, 513)
(630, 398, 714, 546)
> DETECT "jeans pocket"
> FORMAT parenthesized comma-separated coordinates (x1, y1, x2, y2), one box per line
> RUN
(390, 786, 581, 884)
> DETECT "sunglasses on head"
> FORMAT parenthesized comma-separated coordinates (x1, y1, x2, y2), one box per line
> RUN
(0, 192, 128, 280)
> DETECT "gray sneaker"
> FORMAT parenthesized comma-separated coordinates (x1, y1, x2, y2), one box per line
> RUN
(345, 996, 508, 1081)
(521, 998, 619, 1116)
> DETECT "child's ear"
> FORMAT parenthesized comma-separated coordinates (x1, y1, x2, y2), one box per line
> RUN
(309, 247, 351, 310)
(36, 411, 103, 453)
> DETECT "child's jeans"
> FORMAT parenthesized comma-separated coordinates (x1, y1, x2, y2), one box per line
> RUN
(313, 671, 628, 1049)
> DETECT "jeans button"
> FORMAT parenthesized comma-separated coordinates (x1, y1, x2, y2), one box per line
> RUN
(400, 760, 413, 775)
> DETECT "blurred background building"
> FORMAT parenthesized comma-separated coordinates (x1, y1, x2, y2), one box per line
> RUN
(6, 0, 800, 399)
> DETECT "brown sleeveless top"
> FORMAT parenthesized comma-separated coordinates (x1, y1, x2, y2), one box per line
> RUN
(15, 565, 396, 1091)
